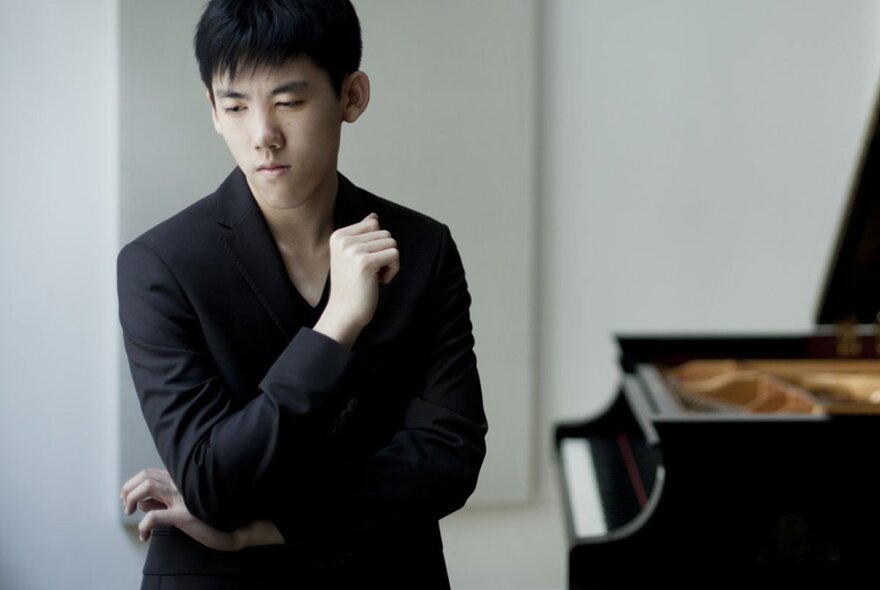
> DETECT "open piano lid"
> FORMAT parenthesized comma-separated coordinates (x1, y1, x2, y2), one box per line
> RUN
(816, 88, 880, 325)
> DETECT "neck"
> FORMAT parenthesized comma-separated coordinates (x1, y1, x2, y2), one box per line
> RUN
(255, 173, 338, 251)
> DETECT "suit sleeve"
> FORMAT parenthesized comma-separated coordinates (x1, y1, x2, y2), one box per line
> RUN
(275, 224, 488, 553)
(118, 240, 355, 532)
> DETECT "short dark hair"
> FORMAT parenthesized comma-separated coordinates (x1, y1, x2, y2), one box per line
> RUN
(194, 0, 362, 97)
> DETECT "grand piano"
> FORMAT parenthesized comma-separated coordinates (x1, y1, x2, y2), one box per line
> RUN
(554, 93, 880, 588)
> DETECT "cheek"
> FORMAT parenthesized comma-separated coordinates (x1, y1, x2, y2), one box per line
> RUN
(221, 134, 247, 158)
(286, 118, 341, 157)
(315, 115, 343, 151)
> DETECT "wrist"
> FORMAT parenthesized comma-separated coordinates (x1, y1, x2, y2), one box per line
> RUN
(236, 520, 284, 549)
(313, 305, 363, 349)
(232, 527, 247, 552)
(233, 521, 260, 551)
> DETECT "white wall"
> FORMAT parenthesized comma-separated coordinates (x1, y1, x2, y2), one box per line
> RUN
(439, 3, 880, 589)
(1, 2, 878, 590)
(0, 1, 141, 588)
(541, 0, 880, 427)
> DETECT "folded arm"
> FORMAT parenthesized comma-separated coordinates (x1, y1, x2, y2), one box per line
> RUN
(274, 223, 487, 555)
(120, 467, 283, 550)
(118, 241, 356, 532)
(118, 217, 485, 550)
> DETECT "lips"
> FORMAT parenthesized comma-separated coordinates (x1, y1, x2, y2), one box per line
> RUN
(257, 164, 290, 178)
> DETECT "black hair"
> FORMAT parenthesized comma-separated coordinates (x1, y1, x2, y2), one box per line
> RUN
(194, 0, 362, 97)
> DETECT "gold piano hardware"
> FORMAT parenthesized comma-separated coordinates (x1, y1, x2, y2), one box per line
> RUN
(835, 318, 862, 357)
(666, 359, 880, 415)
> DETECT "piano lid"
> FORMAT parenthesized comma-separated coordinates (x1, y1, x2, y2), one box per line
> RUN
(817, 86, 880, 325)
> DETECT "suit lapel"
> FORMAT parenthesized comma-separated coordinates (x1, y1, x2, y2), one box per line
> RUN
(212, 168, 391, 348)
(333, 173, 370, 229)
(215, 168, 300, 340)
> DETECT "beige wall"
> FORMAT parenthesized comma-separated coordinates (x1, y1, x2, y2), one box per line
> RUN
(117, 0, 538, 511)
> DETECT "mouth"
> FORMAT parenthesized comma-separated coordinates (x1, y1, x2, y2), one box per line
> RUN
(257, 164, 291, 178)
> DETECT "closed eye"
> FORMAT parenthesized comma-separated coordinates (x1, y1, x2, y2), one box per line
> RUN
(277, 101, 304, 108)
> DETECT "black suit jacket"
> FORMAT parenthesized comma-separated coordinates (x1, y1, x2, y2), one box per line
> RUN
(118, 169, 487, 586)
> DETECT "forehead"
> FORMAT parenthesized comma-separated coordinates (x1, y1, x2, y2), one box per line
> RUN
(211, 56, 331, 95)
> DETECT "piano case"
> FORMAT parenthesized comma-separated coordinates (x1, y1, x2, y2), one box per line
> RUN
(554, 92, 880, 588)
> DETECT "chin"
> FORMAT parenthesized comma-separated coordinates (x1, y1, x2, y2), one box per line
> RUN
(261, 194, 306, 210)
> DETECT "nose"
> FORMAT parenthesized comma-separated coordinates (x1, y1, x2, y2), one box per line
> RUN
(252, 109, 284, 151)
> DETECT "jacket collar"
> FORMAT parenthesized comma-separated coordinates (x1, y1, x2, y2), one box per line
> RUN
(213, 168, 370, 341)
(215, 167, 369, 231)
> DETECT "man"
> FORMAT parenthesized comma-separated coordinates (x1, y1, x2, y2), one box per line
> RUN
(117, 1, 487, 588)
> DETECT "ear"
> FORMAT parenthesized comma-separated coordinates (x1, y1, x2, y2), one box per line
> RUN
(207, 89, 221, 133)
(341, 71, 370, 123)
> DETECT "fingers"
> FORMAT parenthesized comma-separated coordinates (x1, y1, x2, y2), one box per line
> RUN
(378, 252, 401, 284)
(138, 508, 170, 542)
(140, 502, 242, 551)
(367, 249, 400, 284)
(334, 213, 380, 237)
(330, 214, 400, 284)
(314, 212, 401, 346)
(358, 235, 397, 254)
(121, 469, 177, 516)
(348, 228, 393, 245)
(122, 469, 241, 551)
(120, 467, 170, 498)
(137, 505, 187, 542)
(124, 478, 170, 516)
(137, 498, 167, 513)
(331, 216, 385, 245)
(340, 217, 396, 251)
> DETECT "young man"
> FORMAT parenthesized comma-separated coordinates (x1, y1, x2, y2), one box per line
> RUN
(117, 1, 487, 588)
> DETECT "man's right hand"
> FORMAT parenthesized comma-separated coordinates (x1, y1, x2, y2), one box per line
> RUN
(314, 213, 399, 348)
(121, 468, 283, 551)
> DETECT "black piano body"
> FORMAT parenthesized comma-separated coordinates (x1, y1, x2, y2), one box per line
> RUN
(556, 334, 880, 589)
(554, 80, 880, 589)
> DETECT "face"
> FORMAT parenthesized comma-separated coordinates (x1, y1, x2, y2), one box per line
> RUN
(210, 56, 369, 211)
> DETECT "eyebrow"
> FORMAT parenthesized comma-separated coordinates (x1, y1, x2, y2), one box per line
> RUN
(215, 80, 309, 100)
